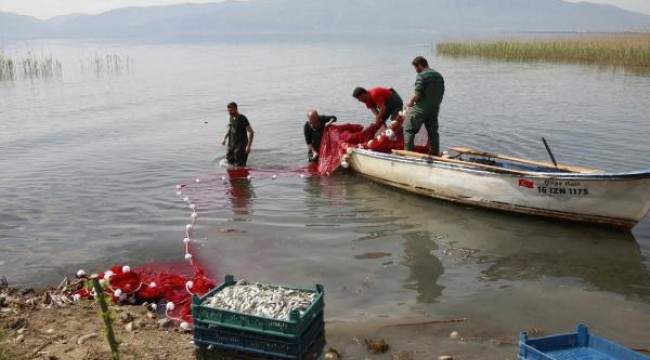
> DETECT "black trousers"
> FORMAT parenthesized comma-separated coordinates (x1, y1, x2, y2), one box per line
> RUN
(227, 147, 248, 167)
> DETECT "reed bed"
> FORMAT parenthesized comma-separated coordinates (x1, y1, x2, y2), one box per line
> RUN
(80, 53, 129, 75)
(437, 33, 650, 71)
(0, 52, 15, 81)
(0, 51, 62, 81)
(1, 51, 132, 81)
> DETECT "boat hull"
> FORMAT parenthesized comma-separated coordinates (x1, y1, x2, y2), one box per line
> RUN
(347, 149, 650, 229)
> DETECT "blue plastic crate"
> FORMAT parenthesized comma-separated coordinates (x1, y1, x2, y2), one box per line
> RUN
(519, 324, 650, 360)
(194, 311, 324, 360)
(192, 274, 325, 337)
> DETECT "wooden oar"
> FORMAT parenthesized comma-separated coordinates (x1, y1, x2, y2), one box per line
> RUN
(391, 149, 545, 176)
(448, 146, 598, 173)
(542, 137, 558, 169)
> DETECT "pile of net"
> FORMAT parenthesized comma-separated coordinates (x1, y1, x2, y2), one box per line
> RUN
(73, 262, 215, 325)
(317, 113, 406, 175)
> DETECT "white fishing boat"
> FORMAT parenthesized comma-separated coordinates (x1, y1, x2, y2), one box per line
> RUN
(346, 146, 650, 229)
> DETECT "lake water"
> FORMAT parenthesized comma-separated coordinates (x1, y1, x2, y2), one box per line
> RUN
(1, 39, 649, 351)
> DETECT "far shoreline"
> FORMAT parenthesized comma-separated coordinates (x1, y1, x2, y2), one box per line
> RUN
(436, 32, 650, 72)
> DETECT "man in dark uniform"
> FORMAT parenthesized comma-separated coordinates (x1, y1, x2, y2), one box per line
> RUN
(304, 109, 337, 162)
(352, 86, 403, 125)
(221, 102, 254, 167)
(405, 56, 445, 155)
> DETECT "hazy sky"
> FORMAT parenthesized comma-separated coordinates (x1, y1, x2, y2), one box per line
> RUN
(1, 0, 649, 19)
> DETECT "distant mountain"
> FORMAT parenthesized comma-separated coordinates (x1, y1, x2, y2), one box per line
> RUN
(46, 14, 87, 27)
(0, 11, 46, 40)
(1, 0, 649, 40)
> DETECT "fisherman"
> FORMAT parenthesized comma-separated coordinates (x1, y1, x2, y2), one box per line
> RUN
(304, 109, 337, 162)
(221, 102, 254, 167)
(404, 56, 445, 155)
(352, 86, 403, 125)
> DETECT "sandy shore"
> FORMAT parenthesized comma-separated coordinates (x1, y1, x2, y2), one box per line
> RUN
(0, 277, 523, 360)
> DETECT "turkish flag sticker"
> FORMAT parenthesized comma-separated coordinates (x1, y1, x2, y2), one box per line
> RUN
(518, 179, 534, 188)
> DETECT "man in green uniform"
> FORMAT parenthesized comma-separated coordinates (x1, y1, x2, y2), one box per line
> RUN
(404, 56, 445, 155)
(221, 102, 254, 167)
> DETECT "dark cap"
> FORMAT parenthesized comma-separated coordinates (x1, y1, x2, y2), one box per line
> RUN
(411, 56, 428, 67)
(352, 87, 367, 98)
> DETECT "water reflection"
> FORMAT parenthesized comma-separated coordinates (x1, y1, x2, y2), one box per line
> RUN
(401, 231, 444, 304)
(344, 176, 650, 304)
(302, 169, 345, 212)
(478, 230, 650, 300)
(226, 168, 255, 219)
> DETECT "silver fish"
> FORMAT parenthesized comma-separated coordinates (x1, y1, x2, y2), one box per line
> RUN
(205, 282, 316, 320)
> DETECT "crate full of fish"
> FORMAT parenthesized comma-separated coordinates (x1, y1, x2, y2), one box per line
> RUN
(519, 324, 650, 360)
(192, 274, 325, 337)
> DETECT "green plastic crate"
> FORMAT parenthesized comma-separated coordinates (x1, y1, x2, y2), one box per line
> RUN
(192, 274, 325, 337)
(193, 311, 324, 359)
(194, 330, 325, 360)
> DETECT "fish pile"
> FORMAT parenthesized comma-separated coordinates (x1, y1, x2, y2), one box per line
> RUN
(204, 280, 315, 320)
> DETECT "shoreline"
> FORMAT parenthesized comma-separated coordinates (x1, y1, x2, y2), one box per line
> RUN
(0, 276, 521, 360)
(3, 277, 650, 359)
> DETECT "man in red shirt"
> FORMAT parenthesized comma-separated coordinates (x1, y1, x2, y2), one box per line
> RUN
(353, 87, 403, 125)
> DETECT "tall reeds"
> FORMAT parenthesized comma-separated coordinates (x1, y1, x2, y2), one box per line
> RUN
(437, 33, 650, 71)
(80, 53, 129, 75)
(0, 51, 62, 81)
(0, 52, 15, 81)
(0, 51, 131, 81)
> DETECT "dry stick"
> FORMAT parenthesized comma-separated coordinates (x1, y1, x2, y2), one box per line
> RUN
(28, 339, 54, 358)
(493, 339, 517, 346)
(54, 277, 68, 293)
(90, 277, 120, 360)
(378, 317, 468, 329)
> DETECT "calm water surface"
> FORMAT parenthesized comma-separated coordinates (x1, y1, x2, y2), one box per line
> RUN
(1, 40, 649, 348)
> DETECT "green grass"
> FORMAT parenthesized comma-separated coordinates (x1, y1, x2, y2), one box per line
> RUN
(437, 33, 650, 71)
(0, 327, 14, 360)
(0, 348, 12, 360)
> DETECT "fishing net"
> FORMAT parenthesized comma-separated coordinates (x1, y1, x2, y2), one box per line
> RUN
(70, 113, 420, 326)
(71, 168, 315, 326)
(73, 262, 215, 324)
(317, 113, 406, 175)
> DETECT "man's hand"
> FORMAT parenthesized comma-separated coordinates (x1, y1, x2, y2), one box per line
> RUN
(221, 140, 226, 146)
(312, 151, 319, 159)
(407, 93, 419, 108)
(245, 146, 251, 154)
